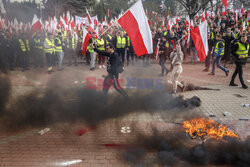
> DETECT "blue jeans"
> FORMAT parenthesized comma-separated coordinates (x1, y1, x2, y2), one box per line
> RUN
(212, 56, 228, 74)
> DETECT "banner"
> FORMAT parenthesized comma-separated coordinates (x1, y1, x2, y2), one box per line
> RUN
(75, 15, 98, 26)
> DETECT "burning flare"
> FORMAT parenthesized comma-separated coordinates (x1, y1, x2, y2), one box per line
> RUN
(183, 118, 238, 140)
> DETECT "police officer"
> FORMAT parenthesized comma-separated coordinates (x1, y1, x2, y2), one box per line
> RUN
(67, 31, 78, 66)
(209, 33, 229, 76)
(18, 32, 29, 71)
(230, 34, 249, 89)
(114, 30, 126, 64)
(96, 36, 106, 68)
(54, 32, 64, 70)
(44, 33, 54, 74)
(94, 44, 128, 100)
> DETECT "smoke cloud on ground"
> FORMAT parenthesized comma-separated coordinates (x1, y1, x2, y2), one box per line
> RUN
(0, 75, 201, 131)
(121, 127, 250, 167)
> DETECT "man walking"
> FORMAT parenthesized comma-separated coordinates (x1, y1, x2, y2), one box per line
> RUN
(230, 34, 249, 89)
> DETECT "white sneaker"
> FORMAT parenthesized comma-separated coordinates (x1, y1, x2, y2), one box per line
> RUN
(99, 65, 102, 69)
(102, 65, 106, 68)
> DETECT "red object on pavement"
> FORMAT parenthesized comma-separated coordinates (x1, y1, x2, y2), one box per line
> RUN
(78, 129, 88, 136)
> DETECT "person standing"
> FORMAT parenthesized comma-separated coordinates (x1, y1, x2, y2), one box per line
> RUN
(54, 32, 64, 71)
(158, 36, 170, 76)
(96, 37, 106, 68)
(209, 34, 229, 76)
(230, 34, 249, 89)
(44, 33, 54, 74)
(67, 31, 78, 66)
(33, 32, 44, 68)
(88, 32, 97, 71)
(114, 31, 126, 64)
(18, 32, 29, 71)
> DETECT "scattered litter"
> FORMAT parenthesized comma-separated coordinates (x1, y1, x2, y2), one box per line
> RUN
(74, 81, 79, 84)
(223, 112, 231, 116)
(247, 80, 250, 83)
(38, 128, 50, 135)
(81, 81, 86, 84)
(234, 94, 247, 98)
(103, 143, 128, 148)
(78, 126, 97, 136)
(242, 104, 250, 107)
(209, 114, 215, 117)
(126, 86, 137, 89)
(78, 129, 88, 136)
(239, 118, 249, 121)
(121, 126, 131, 133)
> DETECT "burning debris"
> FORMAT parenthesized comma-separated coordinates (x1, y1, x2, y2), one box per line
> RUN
(183, 118, 239, 141)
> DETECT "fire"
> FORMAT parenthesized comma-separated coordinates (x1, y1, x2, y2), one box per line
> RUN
(183, 118, 239, 140)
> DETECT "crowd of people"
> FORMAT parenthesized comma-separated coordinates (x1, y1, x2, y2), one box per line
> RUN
(0, 10, 249, 90)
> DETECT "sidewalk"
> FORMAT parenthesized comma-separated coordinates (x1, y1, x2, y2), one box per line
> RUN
(0, 62, 249, 167)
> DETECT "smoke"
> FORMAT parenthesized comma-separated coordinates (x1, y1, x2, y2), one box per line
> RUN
(0, 75, 201, 131)
(0, 75, 11, 115)
(121, 127, 250, 167)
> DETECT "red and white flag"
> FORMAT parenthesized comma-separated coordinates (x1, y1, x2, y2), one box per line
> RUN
(154, 40, 160, 62)
(241, 21, 246, 33)
(190, 21, 208, 62)
(221, 0, 227, 16)
(60, 16, 66, 29)
(118, 0, 153, 56)
(82, 28, 92, 55)
(86, 8, 92, 25)
(107, 9, 110, 18)
(30, 14, 42, 36)
(241, 4, 244, 16)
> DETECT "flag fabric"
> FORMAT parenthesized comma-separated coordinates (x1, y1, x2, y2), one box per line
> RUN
(30, 14, 42, 36)
(86, 8, 92, 25)
(241, 21, 245, 33)
(82, 28, 91, 55)
(190, 21, 208, 62)
(221, 0, 227, 16)
(154, 41, 160, 62)
(118, 0, 153, 56)
(241, 4, 244, 16)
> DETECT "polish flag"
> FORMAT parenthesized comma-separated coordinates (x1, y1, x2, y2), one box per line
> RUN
(201, 12, 206, 22)
(60, 16, 66, 29)
(118, 0, 153, 56)
(86, 8, 92, 25)
(30, 14, 42, 36)
(107, 9, 110, 18)
(161, 18, 165, 31)
(155, 41, 160, 62)
(0, 18, 4, 30)
(190, 21, 208, 62)
(241, 4, 244, 16)
(235, 10, 238, 22)
(221, 0, 227, 16)
(82, 28, 92, 55)
(241, 21, 245, 33)
(87, 26, 95, 35)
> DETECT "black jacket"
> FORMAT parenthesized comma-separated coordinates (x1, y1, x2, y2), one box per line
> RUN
(94, 48, 120, 74)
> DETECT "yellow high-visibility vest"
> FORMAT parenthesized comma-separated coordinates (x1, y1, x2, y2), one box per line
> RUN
(54, 37, 63, 53)
(214, 41, 225, 56)
(236, 42, 249, 59)
(19, 39, 26, 52)
(44, 38, 53, 54)
(97, 38, 105, 51)
(26, 40, 30, 51)
(116, 36, 126, 49)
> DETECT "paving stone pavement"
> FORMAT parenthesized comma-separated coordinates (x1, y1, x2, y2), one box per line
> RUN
(0, 62, 249, 166)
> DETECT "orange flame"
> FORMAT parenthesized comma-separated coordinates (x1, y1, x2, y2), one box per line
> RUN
(183, 118, 238, 140)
